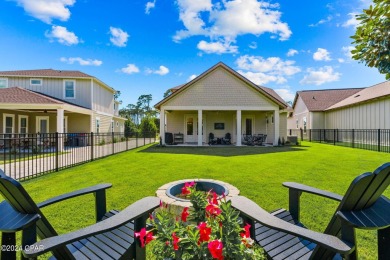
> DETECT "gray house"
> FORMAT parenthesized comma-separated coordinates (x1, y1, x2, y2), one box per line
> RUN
(288, 81, 390, 131)
(0, 69, 125, 136)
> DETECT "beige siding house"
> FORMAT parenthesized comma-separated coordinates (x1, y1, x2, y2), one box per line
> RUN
(288, 81, 390, 131)
(0, 69, 126, 136)
(155, 62, 288, 146)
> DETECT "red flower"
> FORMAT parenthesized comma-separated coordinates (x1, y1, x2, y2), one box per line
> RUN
(208, 240, 224, 260)
(211, 191, 218, 205)
(135, 228, 154, 248)
(240, 223, 254, 247)
(172, 232, 180, 250)
(181, 181, 195, 195)
(205, 203, 222, 217)
(181, 207, 189, 222)
(198, 222, 212, 243)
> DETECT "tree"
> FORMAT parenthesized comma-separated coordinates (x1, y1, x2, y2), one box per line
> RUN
(351, 0, 390, 79)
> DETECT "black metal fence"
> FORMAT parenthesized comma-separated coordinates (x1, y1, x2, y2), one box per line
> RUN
(0, 132, 157, 180)
(288, 129, 390, 153)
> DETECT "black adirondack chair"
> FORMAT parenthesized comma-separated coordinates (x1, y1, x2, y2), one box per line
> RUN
(231, 163, 390, 260)
(0, 171, 160, 260)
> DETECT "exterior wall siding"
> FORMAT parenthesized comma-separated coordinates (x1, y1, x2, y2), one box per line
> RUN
(93, 81, 114, 114)
(311, 112, 325, 129)
(279, 112, 287, 142)
(163, 68, 277, 108)
(7, 77, 92, 108)
(325, 97, 390, 129)
(288, 96, 310, 130)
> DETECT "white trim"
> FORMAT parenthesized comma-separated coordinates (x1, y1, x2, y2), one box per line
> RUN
(18, 115, 29, 134)
(63, 79, 76, 99)
(0, 78, 8, 88)
(30, 78, 42, 86)
(162, 105, 278, 111)
(3, 113, 15, 134)
(36, 116, 50, 133)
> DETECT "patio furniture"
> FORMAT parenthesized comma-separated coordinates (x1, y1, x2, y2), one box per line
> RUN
(242, 134, 254, 145)
(223, 133, 231, 145)
(253, 134, 267, 146)
(208, 133, 217, 145)
(231, 162, 390, 260)
(0, 171, 160, 260)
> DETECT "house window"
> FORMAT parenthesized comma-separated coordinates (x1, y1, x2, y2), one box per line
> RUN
(3, 114, 15, 136)
(0, 78, 8, 89)
(303, 117, 307, 133)
(30, 79, 42, 86)
(19, 115, 29, 135)
(116, 121, 119, 127)
(271, 115, 274, 124)
(96, 118, 100, 133)
(64, 80, 76, 99)
(296, 119, 299, 129)
(36, 116, 49, 133)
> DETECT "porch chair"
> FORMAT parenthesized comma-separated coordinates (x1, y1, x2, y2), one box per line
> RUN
(208, 133, 217, 145)
(223, 133, 231, 145)
(0, 171, 160, 260)
(242, 134, 254, 146)
(231, 162, 390, 260)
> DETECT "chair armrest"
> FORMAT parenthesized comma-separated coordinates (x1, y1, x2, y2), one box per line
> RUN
(23, 196, 160, 258)
(231, 196, 353, 256)
(283, 182, 343, 201)
(37, 183, 112, 208)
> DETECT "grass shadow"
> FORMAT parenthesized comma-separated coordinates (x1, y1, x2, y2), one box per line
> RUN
(139, 144, 307, 157)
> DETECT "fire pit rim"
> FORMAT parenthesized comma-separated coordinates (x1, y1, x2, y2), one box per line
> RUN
(166, 180, 229, 202)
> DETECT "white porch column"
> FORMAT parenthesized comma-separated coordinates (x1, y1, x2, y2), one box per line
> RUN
(56, 108, 64, 151)
(197, 109, 202, 146)
(274, 109, 280, 145)
(160, 109, 165, 145)
(236, 110, 242, 146)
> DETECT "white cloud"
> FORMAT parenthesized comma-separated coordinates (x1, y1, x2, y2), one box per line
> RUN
(342, 46, 354, 59)
(174, 0, 291, 53)
(286, 49, 298, 57)
(274, 87, 295, 102)
(14, 0, 75, 24)
(313, 48, 332, 61)
(187, 74, 197, 82)
(121, 64, 140, 74)
(236, 55, 301, 85)
(145, 0, 156, 14)
(342, 12, 360, 28)
(60, 57, 102, 66)
(300, 66, 341, 85)
(309, 15, 332, 27)
(338, 58, 345, 63)
(145, 65, 170, 75)
(109, 27, 129, 47)
(197, 40, 238, 54)
(249, 42, 257, 49)
(45, 25, 79, 45)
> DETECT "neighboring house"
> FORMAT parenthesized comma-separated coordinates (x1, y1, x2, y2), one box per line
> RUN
(288, 81, 390, 132)
(0, 69, 126, 136)
(154, 62, 288, 146)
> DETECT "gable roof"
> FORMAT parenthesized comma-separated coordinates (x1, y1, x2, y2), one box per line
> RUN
(0, 69, 92, 78)
(326, 81, 390, 110)
(293, 88, 362, 111)
(0, 69, 116, 93)
(155, 62, 288, 109)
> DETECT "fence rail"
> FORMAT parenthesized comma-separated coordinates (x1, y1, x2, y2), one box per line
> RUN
(0, 132, 157, 180)
(288, 129, 390, 153)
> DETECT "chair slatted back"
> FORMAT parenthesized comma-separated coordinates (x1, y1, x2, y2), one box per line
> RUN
(312, 163, 390, 259)
(0, 173, 73, 259)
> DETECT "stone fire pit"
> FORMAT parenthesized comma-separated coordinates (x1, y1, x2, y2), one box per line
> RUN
(156, 179, 240, 215)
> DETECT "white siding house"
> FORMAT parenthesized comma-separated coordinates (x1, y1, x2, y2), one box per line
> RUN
(0, 69, 126, 135)
(155, 62, 288, 146)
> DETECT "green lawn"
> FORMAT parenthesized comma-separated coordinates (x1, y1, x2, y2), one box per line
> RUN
(11, 142, 390, 259)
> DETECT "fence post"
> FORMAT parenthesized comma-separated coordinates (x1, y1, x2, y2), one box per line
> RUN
(352, 129, 355, 148)
(337, 129, 339, 142)
(319, 129, 322, 143)
(112, 132, 115, 154)
(90, 132, 94, 161)
(378, 129, 381, 152)
(309, 129, 311, 142)
(333, 129, 336, 145)
(55, 132, 59, 172)
(300, 128, 303, 142)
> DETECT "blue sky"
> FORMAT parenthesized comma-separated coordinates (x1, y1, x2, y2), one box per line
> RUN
(0, 0, 385, 107)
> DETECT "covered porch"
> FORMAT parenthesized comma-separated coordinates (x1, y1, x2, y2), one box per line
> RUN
(160, 108, 281, 146)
